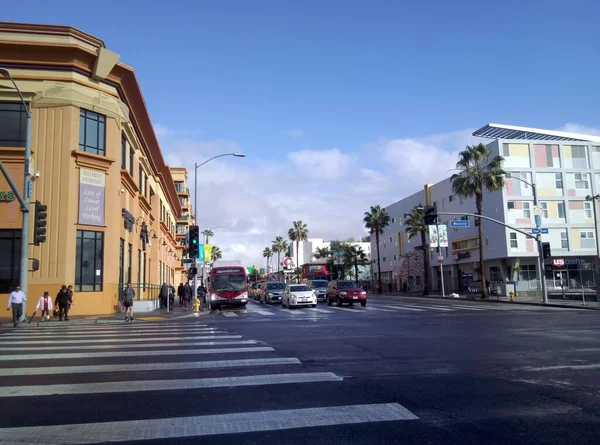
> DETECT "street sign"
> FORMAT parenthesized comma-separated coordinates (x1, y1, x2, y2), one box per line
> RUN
(437, 255, 444, 263)
(533, 206, 542, 216)
(541, 228, 549, 234)
(535, 215, 542, 228)
(531, 228, 540, 234)
(450, 220, 470, 227)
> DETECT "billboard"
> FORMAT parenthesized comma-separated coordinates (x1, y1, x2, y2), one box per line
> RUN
(428, 224, 448, 248)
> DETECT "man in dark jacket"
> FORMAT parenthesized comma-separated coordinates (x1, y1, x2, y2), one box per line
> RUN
(177, 283, 184, 305)
(122, 282, 135, 322)
(183, 283, 192, 309)
(55, 285, 72, 321)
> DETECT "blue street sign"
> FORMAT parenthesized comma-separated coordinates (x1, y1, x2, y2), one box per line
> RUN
(535, 215, 542, 228)
(541, 228, 549, 234)
(450, 220, 470, 227)
(531, 228, 541, 234)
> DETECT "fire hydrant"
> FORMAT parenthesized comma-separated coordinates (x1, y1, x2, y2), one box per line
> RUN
(193, 298, 201, 312)
(509, 291, 515, 302)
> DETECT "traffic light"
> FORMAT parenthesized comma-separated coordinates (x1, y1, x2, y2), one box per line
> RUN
(424, 206, 438, 225)
(188, 225, 200, 258)
(33, 201, 47, 245)
(542, 242, 551, 259)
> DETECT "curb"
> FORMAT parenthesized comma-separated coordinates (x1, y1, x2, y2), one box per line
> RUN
(376, 293, 599, 311)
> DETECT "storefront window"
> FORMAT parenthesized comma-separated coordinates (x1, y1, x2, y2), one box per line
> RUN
(0, 230, 21, 293)
(75, 230, 104, 292)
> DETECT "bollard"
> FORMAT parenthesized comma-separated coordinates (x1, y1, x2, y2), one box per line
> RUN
(509, 291, 515, 302)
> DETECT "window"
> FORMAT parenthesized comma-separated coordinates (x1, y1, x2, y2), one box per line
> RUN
(557, 202, 565, 219)
(459, 196, 464, 205)
(561, 231, 569, 249)
(389, 237, 393, 243)
(540, 202, 548, 219)
(584, 202, 592, 219)
(510, 232, 518, 248)
(520, 172, 530, 188)
(393, 254, 397, 260)
(545, 145, 554, 167)
(119, 239, 124, 286)
(143, 251, 147, 284)
(521, 264, 536, 281)
(580, 231, 595, 248)
(555, 173, 563, 189)
(75, 231, 104, 292)
(575, 173, 589, 189)
(383, 257, 386, 262)
(489, 267, 500, 282)
(79, 109, 106, 155)
(138, 167, 143, 191)
(121, 136, 127, 169)
(0, 102, 28, 147)
(0, 229, 21, 294)
(137, 249, 141, 286)
(144, 173, 148, 197)
(391, 217, 395, 223)
(507, 202, 515, 210)
(523, 202, 531, 219)
(129, 148, 134, 176)
(127, 243, 132, 284)
(449, 195, 454, 202)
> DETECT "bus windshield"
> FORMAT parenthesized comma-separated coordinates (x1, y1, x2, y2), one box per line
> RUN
(211, 274, 246, 292)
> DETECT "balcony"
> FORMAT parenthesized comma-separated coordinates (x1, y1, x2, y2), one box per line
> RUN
(176, 186, 190, 195)
(179, 199, 190, 209)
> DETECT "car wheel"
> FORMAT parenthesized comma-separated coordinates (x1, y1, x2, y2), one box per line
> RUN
(361, 301, 367, 307)
(336, 297, 342, 307)
(312, 304, 317, 308)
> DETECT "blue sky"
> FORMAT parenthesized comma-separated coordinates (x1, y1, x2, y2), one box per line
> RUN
(4, 0, 600, 264)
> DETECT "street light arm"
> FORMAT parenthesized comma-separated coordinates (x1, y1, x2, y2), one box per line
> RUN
(0, 69, 31, 117)
(195, 153, 244, 170)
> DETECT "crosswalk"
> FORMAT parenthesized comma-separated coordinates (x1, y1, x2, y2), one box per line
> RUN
(212, 299, 566, 318)
(0, 320, 418, 443)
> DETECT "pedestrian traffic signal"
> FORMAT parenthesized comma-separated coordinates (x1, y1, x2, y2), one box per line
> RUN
(542, 242, 551, 259)
(33, 200, 47, 245)
(188, 225, 200, 258)
(424, 206, 438, 225)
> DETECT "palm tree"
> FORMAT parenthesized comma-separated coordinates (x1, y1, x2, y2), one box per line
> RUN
(211, 245, 222, 262)
(344, 245, 368, 283)
(271, 236, 288, 272)
(363, 205, 390, 293)
(202, 229, 214, 244)
(288, 221, 309, 283)
(263, 247, 273, 274)
(404, 205, 429, 295)
(313, 246, 331, 260)
(451, 143, 505, 299)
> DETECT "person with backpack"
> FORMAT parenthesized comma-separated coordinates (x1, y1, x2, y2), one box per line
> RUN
(122, 282, 135, 322)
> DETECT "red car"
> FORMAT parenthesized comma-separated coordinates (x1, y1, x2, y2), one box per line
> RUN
(326, 280, 367, 307)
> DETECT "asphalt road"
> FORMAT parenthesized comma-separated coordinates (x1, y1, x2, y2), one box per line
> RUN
(0, 295, 598, 444)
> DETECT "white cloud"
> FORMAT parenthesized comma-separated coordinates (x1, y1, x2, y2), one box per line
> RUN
(559, 123, 600, 137)
(289, 129, 304, 139)
(287, 149, 354, 179)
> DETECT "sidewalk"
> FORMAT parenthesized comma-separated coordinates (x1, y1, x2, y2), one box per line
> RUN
(0, 306, 209, 328)
(373, 291, 600, 310)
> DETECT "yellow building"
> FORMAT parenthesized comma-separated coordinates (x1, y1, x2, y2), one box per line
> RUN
(0, 22, 187, 315)
(170, 167, 195, 284)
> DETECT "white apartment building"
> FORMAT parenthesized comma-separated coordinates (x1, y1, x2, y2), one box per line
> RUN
(373, 123, 600, 296)
(288, 238, 371, 269)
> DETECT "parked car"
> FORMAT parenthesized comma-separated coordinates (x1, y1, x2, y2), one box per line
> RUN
(260, 281, 286, 304)
(282, 284, 317, 308)
(309, 279, 329, 303)
(326, 280, 367, 307)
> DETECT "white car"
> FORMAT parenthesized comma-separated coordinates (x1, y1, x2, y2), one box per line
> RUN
(282, 284, 317, 309)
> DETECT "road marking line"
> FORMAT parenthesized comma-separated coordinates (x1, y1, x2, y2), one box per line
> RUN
(395, 304, 454, 312)
(2, 340, 256, 351)
(523, 363, 600, 372)
(328, 306, 366, 312)
(364, 307, 399, 313)
(1, 329, 223, 339)
(247, 308, 275, 315)
(0, 372, 343, 397)
(306, 308, 334, 314)
(0, 357, 302, 377)
(222, 312, 239, 317)
(0, 403, 418, 443)
(31, 322, 207, 330)
(448, 305, 487, 311)
(0, 335, 237, 345)
(379, 305, 425, 312)
(0, 346, 274, 361)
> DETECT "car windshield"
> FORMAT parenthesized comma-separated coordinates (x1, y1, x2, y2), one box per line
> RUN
(290, 285, 311, 292)
(267, 282, 285, 290)
(338, 281, 358, 289)
(211, 274, 246, 292)
(311, 281, 328, 288)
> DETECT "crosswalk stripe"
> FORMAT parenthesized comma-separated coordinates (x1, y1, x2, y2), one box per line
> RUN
(30, 322, 208, 330)
(0, 335, 237, 345)
(246, 307, 275, 315)
(0, 403, 418, 443)
(1, 329, 224, 339)
(364, 307, 399, 313)
(0, 357, 302, 377)
(0, 372, 343, 397)
(379, 305, 425, 312)
(222, 312, 238, 317)
(306, 307, 334, 314)
(0, 346, 274, 361)
(450, 305, 487, 311)
(2, 340, 257, 351)
(395, 304, 454, 312)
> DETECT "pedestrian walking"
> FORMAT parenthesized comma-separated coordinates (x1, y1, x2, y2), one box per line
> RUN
(36, 291, 53, 321)
(67, 285, 75, 311)
(6, 285, 27, 328)
(159, 283, 169, 308)
(55, 285, 72, 321)
(177, 283, 184, 306)
(122, 282, 135, 322)
(183, 282, 192, 309)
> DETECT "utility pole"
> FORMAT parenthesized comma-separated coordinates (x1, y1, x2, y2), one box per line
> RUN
(436, 220, 446, 298)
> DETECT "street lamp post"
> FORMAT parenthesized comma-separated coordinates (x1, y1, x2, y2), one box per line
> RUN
(585, 194, 600, 301)
(0, 68, 33, 320)
(503, 173, 548, 304)
(192, 153, 245, 308)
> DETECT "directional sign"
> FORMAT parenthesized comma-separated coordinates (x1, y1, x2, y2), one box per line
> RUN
(450, 220, 470, 227)
(531, 228, 541, 234)
(535, 215, 542, 228)
(541, 228, 549, 234)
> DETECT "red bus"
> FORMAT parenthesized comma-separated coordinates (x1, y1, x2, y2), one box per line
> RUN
(208, 266, 248, 309)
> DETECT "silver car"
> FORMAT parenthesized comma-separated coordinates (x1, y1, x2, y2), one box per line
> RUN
(260, 281, 286, 304)
(310, 279, 329, 303)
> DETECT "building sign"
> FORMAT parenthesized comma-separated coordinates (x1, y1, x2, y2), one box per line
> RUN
(552, 258, 587, 268)
(204, 244, 212, 262)
(78, 169, 105, 226)
(452, 251, 471, 261)
(428, 225, 448, 248)
(0, 191, 15, 202)
(122, 209, 135, 232)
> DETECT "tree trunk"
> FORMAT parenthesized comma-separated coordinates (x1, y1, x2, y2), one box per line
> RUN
(476, 194, 488, 299)
(376, 232, 382, 293)
(296, 240, 300, 283)
(277, 251, 281, 272)
(354, 257, 359, 283)
(420, 229, 430, 295)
